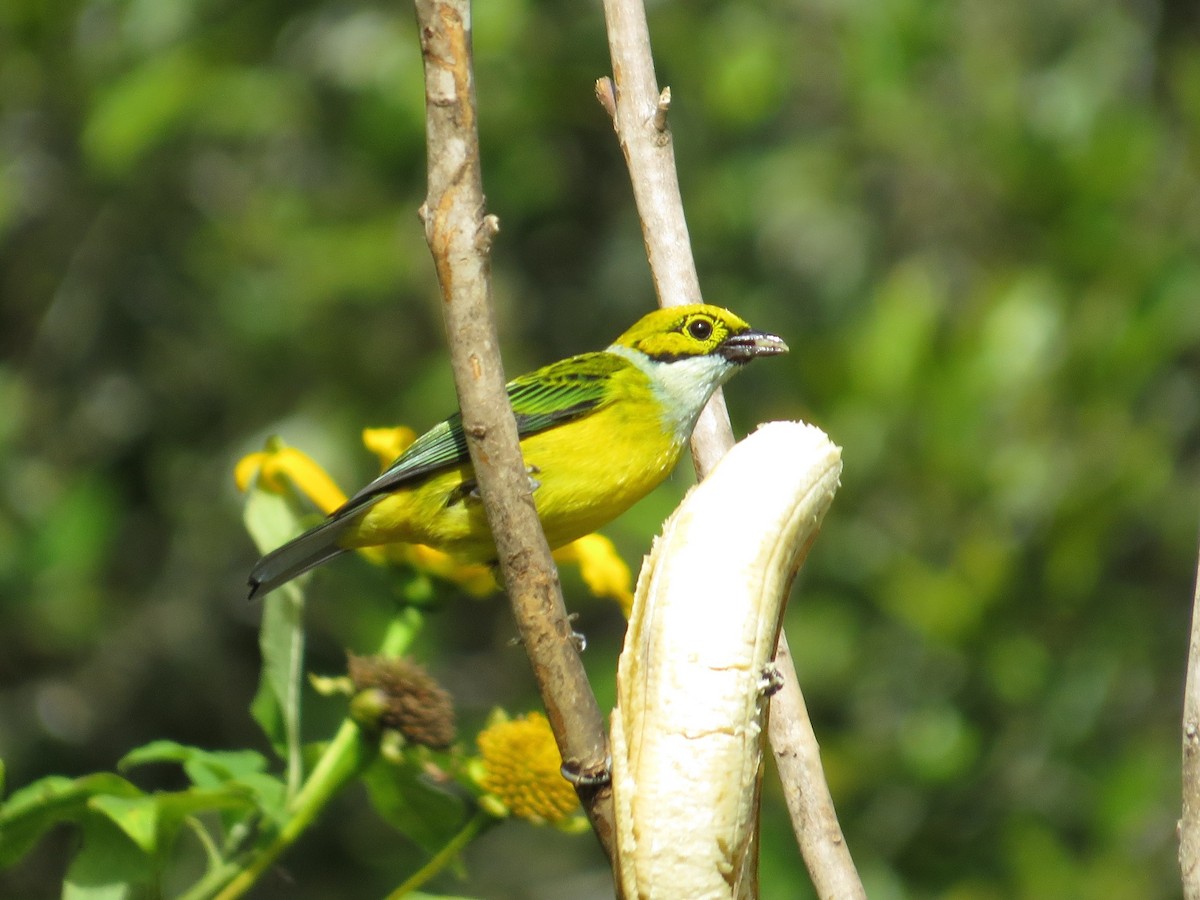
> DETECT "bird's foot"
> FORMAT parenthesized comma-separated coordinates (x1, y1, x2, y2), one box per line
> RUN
(457, 465, 542, 504)
(561, 755, 612, 789)
(507, 613, 587, 653)
(758, 662, 785, 698)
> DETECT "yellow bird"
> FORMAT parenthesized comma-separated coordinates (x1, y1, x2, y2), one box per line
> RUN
(248, 304, 787, 599)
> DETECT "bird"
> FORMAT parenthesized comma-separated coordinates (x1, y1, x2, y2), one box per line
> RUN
(247, 304, 788, 600)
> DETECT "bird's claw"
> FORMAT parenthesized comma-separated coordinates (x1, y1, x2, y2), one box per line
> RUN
(506, 613, 586, 653)
(561, 755, 612, 789)
(758, 662, 785, 698)
(462, 465, 541, 502)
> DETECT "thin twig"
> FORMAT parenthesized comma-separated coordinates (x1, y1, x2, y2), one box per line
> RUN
(413, 0, 614, 858)
(595, 0, 737, 478)
(1181, 543, 1200, 897)
(770, 633, 867, 899)
(598, 0, 863, 893)
(385, 809, 491, 899)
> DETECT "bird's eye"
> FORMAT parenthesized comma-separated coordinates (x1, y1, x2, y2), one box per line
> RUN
(687, 318, 714, 341)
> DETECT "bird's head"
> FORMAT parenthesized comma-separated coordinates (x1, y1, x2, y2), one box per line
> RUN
(611, 304, 789, 365)
(607, 304, 789, 438)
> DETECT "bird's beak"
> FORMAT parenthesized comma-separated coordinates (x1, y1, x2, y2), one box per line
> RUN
(719, 329, 789, 363)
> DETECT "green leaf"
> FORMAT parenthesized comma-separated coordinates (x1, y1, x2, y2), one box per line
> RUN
(118, 740, 286, 830)
(249, 677, 287, 761)
(117, 739, 211, 772)
(360, 756, 465, 854)
(249, 585, 305, 765)
(120, 740, 270, 785)
(243, 470, 312, 795)
(0, 773, 142, 867)
(86, 786, 260, 859)
(0, 747, 277, 876)
(221, 772, 288, 827)
(63, 813, 157, 900)
(151, 784, 263, 847)
(88, 794, 161, 856)
(0, 765, 269, 877)
(184, 750, 272, 790)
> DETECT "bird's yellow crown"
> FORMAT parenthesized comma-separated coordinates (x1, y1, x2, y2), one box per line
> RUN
(611, 304, 752, 361)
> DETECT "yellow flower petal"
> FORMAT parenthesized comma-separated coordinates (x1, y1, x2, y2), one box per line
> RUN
(475, 711, 579, 826)
(234, 452, 268, 493)
(363, 426, 418, 469)
(270, 447, 348, 514)
(555, 534, 634, 618)
(405, 544, 496, 597)
(235, 443, 347, 514)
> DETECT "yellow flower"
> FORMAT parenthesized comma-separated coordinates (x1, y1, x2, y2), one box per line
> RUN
(474, 711, 582, 828)
(399, 544, 496, 597)
(235, 442, 348, 514)
(237, 439, 387, 565)
(362, 426, 418, 469)
(554, 534, 635, 618)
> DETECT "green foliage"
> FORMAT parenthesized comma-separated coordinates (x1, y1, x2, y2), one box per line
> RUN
(242, 472, 313, 782)
(0, 756, 273, 897)
(0, 477, 478, 897)
(360, 755, 466, 856)
(2, 0, 1199, 896)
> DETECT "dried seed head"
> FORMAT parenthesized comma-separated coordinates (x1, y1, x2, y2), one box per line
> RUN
(348, 654, 456, 750)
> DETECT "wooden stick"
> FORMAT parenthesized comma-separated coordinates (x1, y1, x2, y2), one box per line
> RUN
(1180, 545, 1200, 897)
(413, 0, 614, 858)
(597, 0, 863, 893)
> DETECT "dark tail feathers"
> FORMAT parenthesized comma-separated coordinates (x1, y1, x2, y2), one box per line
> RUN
(247, 515, 357, 600)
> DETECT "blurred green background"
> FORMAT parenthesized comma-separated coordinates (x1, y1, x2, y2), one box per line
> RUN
(3, 0, 1200, 896)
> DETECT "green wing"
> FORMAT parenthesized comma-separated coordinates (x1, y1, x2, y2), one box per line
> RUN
(335, 351, 627, 513)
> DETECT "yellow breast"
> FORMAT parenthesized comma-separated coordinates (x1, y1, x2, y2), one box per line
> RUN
(344, 371, 684, 561)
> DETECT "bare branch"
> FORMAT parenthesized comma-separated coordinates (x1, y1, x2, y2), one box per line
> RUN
(599, 0, 863, 893)
(598, 0, 701, 308)
(597, 0, 738, 478)
(413, 0, 614, 857)
(1181, 545, 1200, 897)
(770, 634, 868, 899)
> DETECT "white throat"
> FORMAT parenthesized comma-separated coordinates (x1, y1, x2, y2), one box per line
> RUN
(607, 343, 738, 441)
